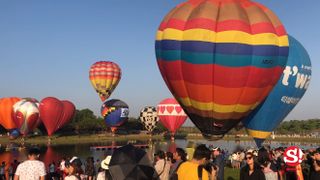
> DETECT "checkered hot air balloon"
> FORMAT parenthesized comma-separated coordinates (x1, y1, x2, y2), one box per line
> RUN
(139, 106, 159, 132)
(89, 61, 121, 102)
(155, 0, 289, 139)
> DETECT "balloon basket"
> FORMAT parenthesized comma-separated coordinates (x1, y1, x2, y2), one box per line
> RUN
(170, 136, 175, 142)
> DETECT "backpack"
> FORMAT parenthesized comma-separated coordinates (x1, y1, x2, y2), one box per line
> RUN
(169, 161, 184, 180)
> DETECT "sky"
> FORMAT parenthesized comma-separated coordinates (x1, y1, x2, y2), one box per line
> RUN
(0, 0, 319, 126)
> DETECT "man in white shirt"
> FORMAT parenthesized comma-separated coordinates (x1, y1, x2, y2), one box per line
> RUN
(14, 147, 46, 180)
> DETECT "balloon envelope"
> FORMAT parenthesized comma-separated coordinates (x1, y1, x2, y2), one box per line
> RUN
(58, 100, 76, 130)
(101, 99, 129, 129)
(9, 129, 20, 139)
(0, 97, 21, 130)
(13, 99, 40, 136)
(89, 61, 121, 102)
(140, 106, 159, 132)
(39, 97, 75, 136)
(242, 35, 312, 147)
(155, 0, 289, 138)
(157, 98, 187, 136)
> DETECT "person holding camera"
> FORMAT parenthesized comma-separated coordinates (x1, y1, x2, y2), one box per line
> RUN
(308, 147, 320, 180)
(177, 144, 218, 180)
(240, 152, 265, 180)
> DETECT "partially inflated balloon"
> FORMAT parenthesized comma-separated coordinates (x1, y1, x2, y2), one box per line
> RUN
(0, 97, 21, 130)
(140, 106, 159, 132)
(242, 35, 312, 147)
(157, 98, 187, 138)
(89, 61, 121, 101)
(101, 99, 129, 133)
(156, 0, 289, 138)
(13, 99, 40, 136)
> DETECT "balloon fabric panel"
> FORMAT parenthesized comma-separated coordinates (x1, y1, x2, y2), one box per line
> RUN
(0, 97, 21, 130)
(156, 0, 289, 137)
(242, 35, 312, 145)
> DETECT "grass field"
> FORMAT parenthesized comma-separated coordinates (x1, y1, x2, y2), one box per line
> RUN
(224, 167, 240, 180)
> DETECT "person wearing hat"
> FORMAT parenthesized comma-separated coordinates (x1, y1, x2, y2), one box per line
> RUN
(14, 147, 46, 180)
(64, 157, 84, 180)
(211, 147, 224, 180)
(308, 147, 320, 180)
(96, 156, 112, 180)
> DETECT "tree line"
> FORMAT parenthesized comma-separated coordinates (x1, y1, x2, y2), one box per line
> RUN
(0, 108, 319, 136)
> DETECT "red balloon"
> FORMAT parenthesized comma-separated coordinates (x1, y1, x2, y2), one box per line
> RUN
(157, 98, 187, 137)
(39, 97, 64, 136)
(39, 97, 75, 136)
(59, 100, 75, 130)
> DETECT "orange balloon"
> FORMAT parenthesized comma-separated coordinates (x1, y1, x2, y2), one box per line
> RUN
(0, 97, 21, 129)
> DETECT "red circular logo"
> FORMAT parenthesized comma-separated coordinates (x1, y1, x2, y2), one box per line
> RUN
(283, 146, 303, 167)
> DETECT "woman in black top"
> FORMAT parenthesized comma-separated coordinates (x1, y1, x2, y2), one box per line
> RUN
(240, 152, 266, 180)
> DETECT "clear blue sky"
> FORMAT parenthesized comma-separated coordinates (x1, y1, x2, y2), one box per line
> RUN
(1, 0, 319, 126)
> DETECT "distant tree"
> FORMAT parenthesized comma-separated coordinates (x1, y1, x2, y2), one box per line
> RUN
(73, 109, 97, 123)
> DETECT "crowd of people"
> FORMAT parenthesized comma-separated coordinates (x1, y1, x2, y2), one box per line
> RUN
(0, 144, 320, 180)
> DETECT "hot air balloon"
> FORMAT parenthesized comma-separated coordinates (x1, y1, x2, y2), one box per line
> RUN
(9, 129, 20, 139)
(13, 99, 40, 136)
(39, 97, 75, 136)
(101, 99, 129, 134)
(0, 97, 21, 130)
(89, 61, 121, 102)
(155, 0, 289, 139)
(157, 98, 187, 140)
(242, 35, 312, 147)
(140, 106, 159, 133)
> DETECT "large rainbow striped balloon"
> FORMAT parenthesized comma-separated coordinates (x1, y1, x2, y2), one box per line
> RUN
(155, 0, 289, 138)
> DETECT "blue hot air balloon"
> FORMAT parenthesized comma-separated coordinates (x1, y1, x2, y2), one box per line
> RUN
(101, 99, 129, 133)
(242, 35, 312, 147)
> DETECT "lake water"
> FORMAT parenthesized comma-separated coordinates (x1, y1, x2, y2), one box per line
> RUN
(0, 139, 319, 168)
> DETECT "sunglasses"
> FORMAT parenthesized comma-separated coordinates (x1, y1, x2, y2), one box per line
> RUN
(245, 156, 253, 160)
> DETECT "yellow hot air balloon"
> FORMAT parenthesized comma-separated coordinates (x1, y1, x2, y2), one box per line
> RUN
(89, 61, 121, 101)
